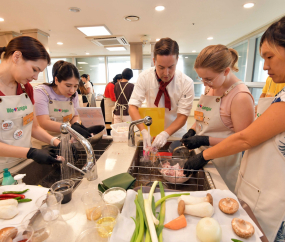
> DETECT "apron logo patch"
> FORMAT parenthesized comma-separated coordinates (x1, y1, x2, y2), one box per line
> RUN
(14, 129, 23, 140)
(54, 109, 69, 113)
(197, 104, 212, 111)
(2, 121, 13, 131)
(6, 106, 27, 113)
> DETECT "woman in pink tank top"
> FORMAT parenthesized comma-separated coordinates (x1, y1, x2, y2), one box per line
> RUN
(181, 44, 255, 192)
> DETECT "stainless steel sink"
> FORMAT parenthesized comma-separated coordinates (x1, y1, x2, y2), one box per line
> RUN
(128, 141, 216, 191)
(1, 139, 113, 190)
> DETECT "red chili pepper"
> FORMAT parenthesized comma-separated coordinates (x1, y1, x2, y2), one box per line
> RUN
(17, 240, 28, 242)
(0, 194, 25, 199)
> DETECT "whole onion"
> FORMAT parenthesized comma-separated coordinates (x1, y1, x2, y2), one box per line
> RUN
(196, 217, 222, 242)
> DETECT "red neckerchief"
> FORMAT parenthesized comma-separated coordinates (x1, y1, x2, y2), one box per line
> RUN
(154, 71, 174, 111)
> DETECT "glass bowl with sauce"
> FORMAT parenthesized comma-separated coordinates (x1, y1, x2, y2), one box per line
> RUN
(50, 179, 75, 204)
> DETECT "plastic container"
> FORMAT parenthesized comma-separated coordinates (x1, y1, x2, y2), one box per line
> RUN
(102, 187, 126, 211)
(75, 226, 109, 242)
(1, 168, 15, 185)
(81, 190, 104, 220)
(110, 122, 130, 143)
(36, 192, 64, 221)
(0, 224, 34, 242)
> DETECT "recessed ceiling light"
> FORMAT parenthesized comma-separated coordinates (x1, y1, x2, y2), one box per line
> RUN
(90, 69, 92, 70)
(155, 6, 165, 11)
(207, 37, 213, 40)
(185, 57, 188, 58)
(78, 62, 88, 64)
(0, 18, 4, 22)
(69, 7, 81, 13)
(79, 70, 84, 72)
(105, 46, 127, 51)
(57, 42, 63, 45)
(243, 3, 254, 8)
(86, 53, 90, 55)
(76, 26, 111, 36)
(156, 38, 160, 41)
(192, 50, 196, 53)
(80, 67, 82, 68)
(239, 56, 242, 57)
(125, 15, 140, 22)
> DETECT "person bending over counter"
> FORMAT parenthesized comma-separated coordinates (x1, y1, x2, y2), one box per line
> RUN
(34, 61, 91, 139)
(183, 16, 285, 242)
(181, 44, 255, 192)
(0, 36, 61, 170)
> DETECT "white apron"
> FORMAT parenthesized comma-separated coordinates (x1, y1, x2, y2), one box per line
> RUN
(256, 97, 275, 118)
(114, 82, 129, 123)
(235, 118, 285, 240)
(146, 72, 187, 137)
(0, 86, 34, 170)
(104, 97, 115, 123)
(195, 82, 243, 192)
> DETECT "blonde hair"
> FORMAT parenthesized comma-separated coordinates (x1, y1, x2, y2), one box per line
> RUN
(194, 44, 239, 73)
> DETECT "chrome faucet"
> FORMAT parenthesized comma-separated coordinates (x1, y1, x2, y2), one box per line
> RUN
(60, 123, 98, 181)
(128, 116, 152, 147)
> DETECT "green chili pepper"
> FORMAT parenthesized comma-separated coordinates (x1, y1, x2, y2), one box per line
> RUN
(3, 189, 29, 194)
(231, 239, 244, 242)
(17, 198, 32, 203)
(13, 196, 22, 200)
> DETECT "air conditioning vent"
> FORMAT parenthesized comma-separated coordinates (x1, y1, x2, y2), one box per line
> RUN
(86, 35, 129, 46)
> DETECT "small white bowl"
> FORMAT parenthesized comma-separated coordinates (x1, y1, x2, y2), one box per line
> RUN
(102, 187, 126, 211)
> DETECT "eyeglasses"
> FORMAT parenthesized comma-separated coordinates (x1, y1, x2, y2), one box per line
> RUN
(196, 72, 223, 85)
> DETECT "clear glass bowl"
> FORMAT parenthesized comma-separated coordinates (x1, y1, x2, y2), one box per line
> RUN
(75, 226, 110, 242)
(102, 187, 126, 211)
(0, 224, 34, 242)
(50, 179, 75, 204)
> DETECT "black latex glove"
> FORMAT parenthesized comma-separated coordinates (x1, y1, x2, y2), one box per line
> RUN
(27, 148, 62, 165)
(182, 128, 196, 140)
(87, 125, 105, 134)
(71, 123, 92, 138)
(183, 151, 210, 177)
(46, 142, 78, 161)
(182, 135, 210, 150)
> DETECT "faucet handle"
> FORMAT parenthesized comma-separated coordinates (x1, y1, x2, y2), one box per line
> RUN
(144, 116, 152, 126)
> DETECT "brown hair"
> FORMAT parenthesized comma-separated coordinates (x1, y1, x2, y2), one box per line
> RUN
(194, 44, 239, 73)
(260, 16, 285, 55)
(78, 79, 88, 95)
(154, 38, 179, 59)
(0, 36, 50, 64)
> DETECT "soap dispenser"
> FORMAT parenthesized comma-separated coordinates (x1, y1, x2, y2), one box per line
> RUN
(14, 174, 26, 185)
(1, 168, 15, 185)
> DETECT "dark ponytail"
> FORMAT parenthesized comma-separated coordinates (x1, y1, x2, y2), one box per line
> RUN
(45, 60, 80, 98)
(0, 36, 50, 64)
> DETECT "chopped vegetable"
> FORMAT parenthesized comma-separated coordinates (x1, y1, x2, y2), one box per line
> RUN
(164, 215, 187, 230)
(2, 189, 29, 194)
(231, 239, 243, 242)
(17, 199, 32, 203)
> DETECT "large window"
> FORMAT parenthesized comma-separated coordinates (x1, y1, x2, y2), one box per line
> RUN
(47, 58, 72, 83)
(76, 57, 106, 84)
(252, 36, 268, 83)
(233, 41, 248, 81)
(107, 56, 151, 84)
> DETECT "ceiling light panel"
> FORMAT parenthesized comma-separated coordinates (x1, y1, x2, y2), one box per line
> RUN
(207, 37, 213, 40)
(155, 6, 165, 11)
(78, 62, 88, 64)
(0, 18, 4, 22)
(243, 3, 254, 8)
(105, 46, 126, 51)
(57, 42, 63, 45)
(77, 26, 112, 36)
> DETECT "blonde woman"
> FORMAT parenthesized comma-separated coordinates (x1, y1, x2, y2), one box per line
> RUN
(182, 44, 255, 192)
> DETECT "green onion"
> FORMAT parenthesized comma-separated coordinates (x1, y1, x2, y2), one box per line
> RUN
(155, 193, 190, 208)
(156, 181, 165, 239)
(134, 199, 144, 242)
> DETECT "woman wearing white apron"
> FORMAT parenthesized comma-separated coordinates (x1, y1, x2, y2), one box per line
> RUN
(113, 68, 134, 123)
(182, 44, 255, 192)
(34, 61, 92, 139)
(183, 16, 285, 241)
(0, 36, 62, 170)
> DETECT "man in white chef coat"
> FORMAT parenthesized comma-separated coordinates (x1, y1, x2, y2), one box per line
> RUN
(129, 37, 194, 150)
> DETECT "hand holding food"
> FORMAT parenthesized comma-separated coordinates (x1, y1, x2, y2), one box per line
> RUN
(183, 151, 210, 177)
(178, 200, 214, 218)
(181, 135, 210, 150)
(178, 193, 213, 206)
(219, 198, 239, 215)
(232, 218, 254, 239)
(196, 217, 222, 242)
(151, 131, 169, 149)
(182, 128, 196, 140)
(27, 148, 62, 165)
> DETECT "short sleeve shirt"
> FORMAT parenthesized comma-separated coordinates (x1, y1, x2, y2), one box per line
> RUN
(84, 81, 93, 92)
(272, 87, 285, 104)
(262, 77, 285, 95)
(34, 85, 79, 116)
